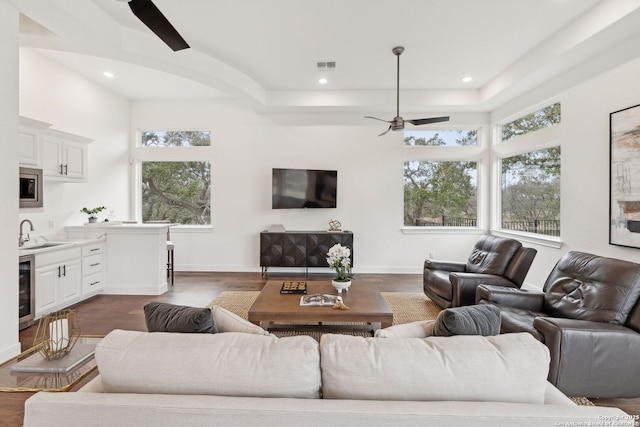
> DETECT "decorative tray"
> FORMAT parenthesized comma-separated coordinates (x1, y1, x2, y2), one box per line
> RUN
(280, 281, 307, 294)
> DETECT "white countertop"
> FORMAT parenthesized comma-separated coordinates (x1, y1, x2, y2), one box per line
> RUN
(19, 236, 105, 256)
(65, 222, 170, 229)
(20, 223, 171, 255)
(66, 224, 170, 233)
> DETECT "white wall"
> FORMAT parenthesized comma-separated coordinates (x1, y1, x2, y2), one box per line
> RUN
(131, 100, 484, 275)
(15, 49, 482, 284)
(560, 56, 640, 258)
(14, 32, 640, 298)
(494, 55, 640, 288)
(0, 1, 21, 362)
(18, 49, 131, 232)
(134, 55, 640, 281)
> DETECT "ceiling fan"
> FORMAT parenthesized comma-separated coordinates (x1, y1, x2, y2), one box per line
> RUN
(125, 0, 190, 51)
(365, 46, 449, 136)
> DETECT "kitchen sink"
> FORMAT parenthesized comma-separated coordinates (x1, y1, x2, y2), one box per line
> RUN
(20, 242, 67, 250)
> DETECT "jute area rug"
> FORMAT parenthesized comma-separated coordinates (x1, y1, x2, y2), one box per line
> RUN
(208, 290, 593, 406)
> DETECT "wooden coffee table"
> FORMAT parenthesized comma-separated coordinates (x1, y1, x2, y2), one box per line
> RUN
(248, 280, 393, 332)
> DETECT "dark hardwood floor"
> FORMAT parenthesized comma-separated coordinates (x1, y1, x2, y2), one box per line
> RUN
(2, 272, 638, 426)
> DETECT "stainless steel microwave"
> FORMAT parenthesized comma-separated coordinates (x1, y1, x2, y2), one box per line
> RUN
(19, 167, 43, 208)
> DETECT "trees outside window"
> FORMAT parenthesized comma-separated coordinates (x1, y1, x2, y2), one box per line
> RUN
(501, 147, 560, 236)
(141, 130, 210, 147)
(142, 161, 211, 225)
(137, 131, 212, 225)
(405, 130, 477, 147)
(501, 103, 560, 142)
(498, 102, 561, 237)
(403, 130, 478, 227)
(404, 160, 477, 227)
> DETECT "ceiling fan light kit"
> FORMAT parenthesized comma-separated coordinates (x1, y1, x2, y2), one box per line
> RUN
(365, 46, 449, 136)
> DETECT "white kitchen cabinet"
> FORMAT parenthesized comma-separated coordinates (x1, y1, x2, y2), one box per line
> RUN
(34, 264, 59, 316)
(66, 224, 169, 295)
(42, 129, 92, 182)
(60, 260, 82, 304)
(18, 117, 50, 167)
(81, 242, 105, 295)
(18, 116, 93, 180)
(34, 247, 82, 319)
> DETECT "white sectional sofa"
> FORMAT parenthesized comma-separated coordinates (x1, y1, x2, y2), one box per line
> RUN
(23, 327, 631, 427)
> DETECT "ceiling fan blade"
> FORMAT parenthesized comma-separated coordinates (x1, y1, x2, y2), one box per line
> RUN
(378, 125, 393, 136)
(407, 116, 450, 126)
(128, 0, 190, 51)
(364, 116, 392, 124)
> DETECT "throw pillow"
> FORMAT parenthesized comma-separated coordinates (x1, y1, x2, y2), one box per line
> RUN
(143, 302, 218, 333)
(209, 304, 270, 335)
(374, 320, 435, 338)
(432, 304, 500, 337)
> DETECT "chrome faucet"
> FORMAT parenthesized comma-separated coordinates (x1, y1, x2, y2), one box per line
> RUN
(19, 219, 34, 247)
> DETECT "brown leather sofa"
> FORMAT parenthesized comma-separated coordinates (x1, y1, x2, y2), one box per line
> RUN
(423, 235, 536, 309)
(477, 251, 640, 398)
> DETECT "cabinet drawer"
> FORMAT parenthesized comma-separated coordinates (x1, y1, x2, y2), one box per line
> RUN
(82, 243, 103, 256)
(36, 247, 81, 267)
(82, 253, 103, 275)
(82, 271, 104, 294)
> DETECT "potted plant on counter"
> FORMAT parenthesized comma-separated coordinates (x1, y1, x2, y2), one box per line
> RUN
(81, 206, 106, 223)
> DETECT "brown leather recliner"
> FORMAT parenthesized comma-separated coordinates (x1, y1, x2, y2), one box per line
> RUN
(423, 235, 536, 309)
(477, 251, 640, 398)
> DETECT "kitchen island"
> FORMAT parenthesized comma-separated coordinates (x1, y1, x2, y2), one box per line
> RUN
(65, 223, 169, 295)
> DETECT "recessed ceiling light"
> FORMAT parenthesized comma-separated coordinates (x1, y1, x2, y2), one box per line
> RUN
(461, 76, 472, 83)
(103, 71, 115, 79)
(318, 77, 328, 85)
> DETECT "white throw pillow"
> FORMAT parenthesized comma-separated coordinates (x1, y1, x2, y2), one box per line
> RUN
(374, 320, 435, 338)
(209, 305, 269, 335)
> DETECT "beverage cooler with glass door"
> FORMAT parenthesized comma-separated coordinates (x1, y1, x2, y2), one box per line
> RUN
(19, 254, 35, 330)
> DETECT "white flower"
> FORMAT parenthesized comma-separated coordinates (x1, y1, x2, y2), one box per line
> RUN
(326, 243, 352, 281)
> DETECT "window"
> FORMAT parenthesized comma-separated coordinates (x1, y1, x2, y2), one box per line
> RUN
(501, 103, 560, 142)
(142, 161, 211, 225)
(403, 129, 479, 228)
(141, 130, 211, 147)
(135, 130, 212, 226)
(405, 130, 477, 147)
(497, 102, 561, 237)
(500, 147, 560, 236)
(404, 160, 477, 227)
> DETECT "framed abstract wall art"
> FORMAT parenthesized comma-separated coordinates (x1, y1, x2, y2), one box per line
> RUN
(610, 103, 640, 248)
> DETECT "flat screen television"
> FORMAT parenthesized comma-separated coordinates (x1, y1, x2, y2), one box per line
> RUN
(272, 168, 337, 209)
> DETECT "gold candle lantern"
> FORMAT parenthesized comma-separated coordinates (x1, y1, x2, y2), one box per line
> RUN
(34, 310, 81, 360)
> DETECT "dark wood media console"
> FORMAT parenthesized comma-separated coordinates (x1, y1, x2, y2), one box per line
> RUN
(259, 231, 353, 276)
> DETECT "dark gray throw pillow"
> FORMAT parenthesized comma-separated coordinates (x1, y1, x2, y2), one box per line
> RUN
(144, 302, 218, 333)
(432, 304, 500, 337)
